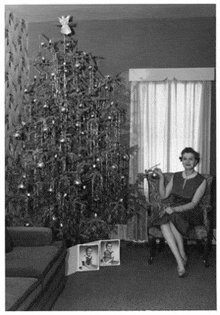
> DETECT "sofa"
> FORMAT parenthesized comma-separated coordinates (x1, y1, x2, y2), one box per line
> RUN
(5, 226, 67, 311)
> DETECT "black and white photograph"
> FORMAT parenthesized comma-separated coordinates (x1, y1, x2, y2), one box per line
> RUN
(4, 2, 217, 312)
(100, 239, 120, 266)
(78, 244, 99, 271)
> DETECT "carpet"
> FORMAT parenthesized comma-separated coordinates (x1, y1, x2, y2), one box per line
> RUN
(52, 242, 216, 311)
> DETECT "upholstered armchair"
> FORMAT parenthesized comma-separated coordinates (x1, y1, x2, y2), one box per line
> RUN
(146, 172, 214, 267)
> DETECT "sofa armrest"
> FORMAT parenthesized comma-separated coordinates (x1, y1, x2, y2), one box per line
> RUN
(7, 227, 53, 247)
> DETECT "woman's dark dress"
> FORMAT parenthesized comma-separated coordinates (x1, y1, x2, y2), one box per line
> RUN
(152, 172, 206, 236)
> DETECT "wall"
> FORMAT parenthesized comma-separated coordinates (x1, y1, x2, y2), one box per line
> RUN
(28, 17, 216, 76)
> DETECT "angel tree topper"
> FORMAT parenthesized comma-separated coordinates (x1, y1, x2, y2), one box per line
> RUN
(58, 15, 72, 35)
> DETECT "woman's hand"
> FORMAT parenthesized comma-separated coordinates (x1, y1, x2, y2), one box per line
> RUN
(153, 168, 164, 179)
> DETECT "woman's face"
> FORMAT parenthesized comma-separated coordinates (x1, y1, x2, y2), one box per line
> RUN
(182, 153, 197, 170)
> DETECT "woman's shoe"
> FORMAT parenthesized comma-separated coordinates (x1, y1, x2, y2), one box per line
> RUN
(177, 266, 186, 278)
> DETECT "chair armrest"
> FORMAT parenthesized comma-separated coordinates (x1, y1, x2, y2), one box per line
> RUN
(200, 205, 212, 228)
(7, 227, 53, 247)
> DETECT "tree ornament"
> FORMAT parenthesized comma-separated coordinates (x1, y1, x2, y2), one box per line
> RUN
(37, 161, 44, 168)
(52, 215, 57, 221)
(75, 121, 81, 128)
(151, 172, 159, 180)
(61, 106, 68, 113)
(14, 131, 21, 139)
(74, 179, 82, 186)
(75, 62, 80, 68)
(122, 153, 130, 161)
(111, 164, 118, 170)
(59, 137, 65, 143)
(96, 157, 101, 163)
(18, 183, 25, 190)
(48, 187, 53, 193)
(43, 103, 49, 109)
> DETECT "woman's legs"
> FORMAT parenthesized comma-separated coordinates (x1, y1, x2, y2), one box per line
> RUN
(169, 221, 187, 261)
(160, 223, 185, 272)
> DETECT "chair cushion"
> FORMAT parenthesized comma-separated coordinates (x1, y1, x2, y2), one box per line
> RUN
(188, 225, 208, 240)
(149, 227, 163, 238)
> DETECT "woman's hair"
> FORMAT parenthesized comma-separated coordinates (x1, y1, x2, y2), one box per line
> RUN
(179, 147, 200, 164)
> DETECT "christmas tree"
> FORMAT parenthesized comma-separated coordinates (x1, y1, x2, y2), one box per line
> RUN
(6, 16, 143, 246)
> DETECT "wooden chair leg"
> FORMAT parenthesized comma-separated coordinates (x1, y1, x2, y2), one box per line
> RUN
(157, 238, 165, 252)
(203, 237, 212, 268)
(148, 237, 157, 265)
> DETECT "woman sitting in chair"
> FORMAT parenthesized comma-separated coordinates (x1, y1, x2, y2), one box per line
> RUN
(153, 147, 206, 278)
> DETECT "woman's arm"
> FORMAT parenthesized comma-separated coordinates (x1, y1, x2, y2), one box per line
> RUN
(154, 168, 173, 199)
(172, 179, 207, 213)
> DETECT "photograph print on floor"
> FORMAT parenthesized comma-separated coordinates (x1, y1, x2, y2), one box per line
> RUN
(78, 243, 99, 271)
(100, 239, 120, 266)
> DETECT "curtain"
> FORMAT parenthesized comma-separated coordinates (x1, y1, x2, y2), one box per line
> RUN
(130, 79, 212, 186)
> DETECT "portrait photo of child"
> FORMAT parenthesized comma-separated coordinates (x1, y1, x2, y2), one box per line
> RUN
(78, 244, 99, 271)
(100, 240, 120, 266)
